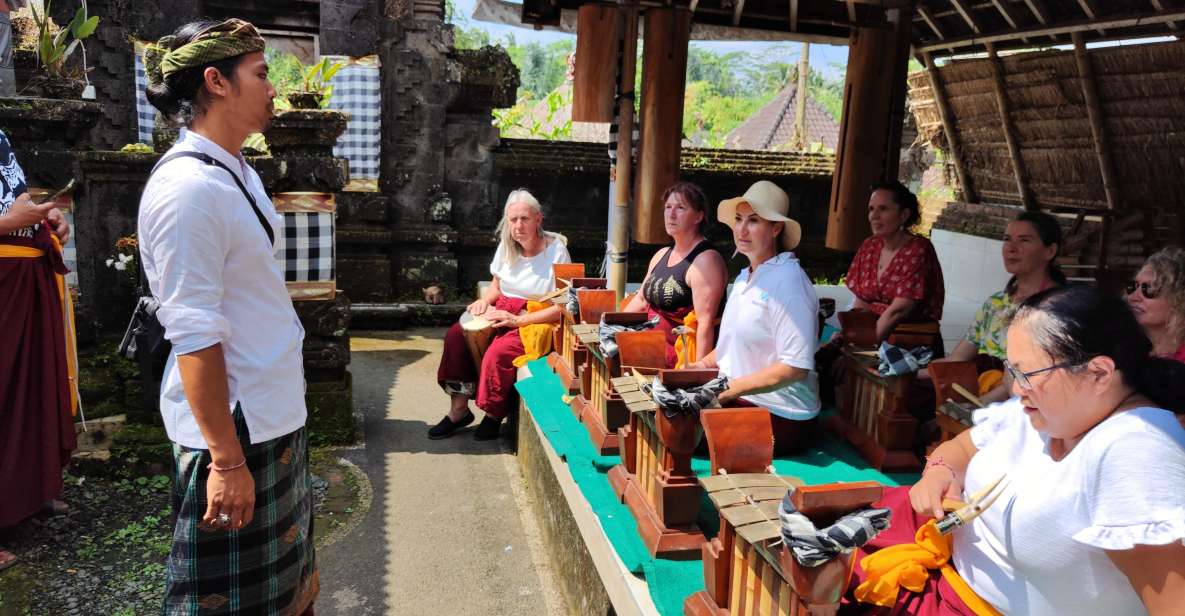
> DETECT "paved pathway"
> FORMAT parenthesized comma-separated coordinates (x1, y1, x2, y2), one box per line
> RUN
(316, 329, 562, 615)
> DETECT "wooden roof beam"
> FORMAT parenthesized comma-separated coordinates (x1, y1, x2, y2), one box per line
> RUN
(789, 0, 799, 30)
(920, 51, 977, 203)
(989, 0, 1019, 28)
(920, 8, 1185, 53)
(1075, 0, 1107, 34)
(985, 41, 1036, 210)
(847, 0, 858, 23)
(1150, 0, 1180, 30)
(949, 0, 982, 34)
(918, 4, 946, 38)
(733, 0, 746, 25)
(1071, 31, 1121, 211)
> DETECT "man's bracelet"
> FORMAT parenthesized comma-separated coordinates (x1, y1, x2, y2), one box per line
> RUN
(923, 455, 957, 478)
(207, 458, 247, 473)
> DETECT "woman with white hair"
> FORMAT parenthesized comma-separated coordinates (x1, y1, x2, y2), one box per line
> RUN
(430, 189, 571, 440)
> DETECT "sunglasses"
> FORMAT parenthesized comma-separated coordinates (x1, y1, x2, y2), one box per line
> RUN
(1003, 359, 1080, 391)
(1124, 280, 1161, 299)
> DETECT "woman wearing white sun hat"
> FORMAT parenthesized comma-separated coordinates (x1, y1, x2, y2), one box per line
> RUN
(691, 180, 822, 454)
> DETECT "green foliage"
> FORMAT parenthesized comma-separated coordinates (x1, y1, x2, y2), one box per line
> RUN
(29, 1, 99, 78)
(493, 87, 572, 140)
(301, 57, 344, 99)
(446, 0, 491, 50)
(265, 48, 305, 101)
(682, 80, 768, 148)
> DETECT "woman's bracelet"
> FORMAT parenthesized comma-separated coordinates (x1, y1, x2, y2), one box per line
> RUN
(923, 455, 957, 479)
(207, 458, 247, 473)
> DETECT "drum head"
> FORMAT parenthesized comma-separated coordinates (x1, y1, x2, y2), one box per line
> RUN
(460, 311, 493, 331)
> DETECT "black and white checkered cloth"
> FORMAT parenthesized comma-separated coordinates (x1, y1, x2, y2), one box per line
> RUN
(133, 44, 157, 145)
(598, 315, 659, 358)
(649, 375, 729, 417)
(324, 56, 381, 184)
(778, 489, 892, 568)
(877, 341, 934, 377)
(276, 212, 335, 282)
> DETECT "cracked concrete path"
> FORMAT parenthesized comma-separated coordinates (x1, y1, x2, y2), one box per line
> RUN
(315, 328, 562, 616)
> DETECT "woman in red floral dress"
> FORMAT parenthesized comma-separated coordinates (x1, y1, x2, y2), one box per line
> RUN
(845, 180, 945, 351)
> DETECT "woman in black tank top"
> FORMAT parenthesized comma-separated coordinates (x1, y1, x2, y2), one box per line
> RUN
(622, 182, 728, 367)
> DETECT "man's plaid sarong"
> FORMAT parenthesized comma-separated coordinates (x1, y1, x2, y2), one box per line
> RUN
(164, 408, 318, 615)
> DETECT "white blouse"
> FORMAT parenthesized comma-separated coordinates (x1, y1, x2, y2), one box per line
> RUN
(953, 399, 1185, 615)
(490, 234, 571, 299)
(716, 252, 821, 420)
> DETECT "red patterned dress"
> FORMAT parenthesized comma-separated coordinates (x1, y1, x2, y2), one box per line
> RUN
(845, 234, 945, 323)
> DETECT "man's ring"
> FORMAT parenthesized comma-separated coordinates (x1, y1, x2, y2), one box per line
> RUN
(217, 513, 231, 526)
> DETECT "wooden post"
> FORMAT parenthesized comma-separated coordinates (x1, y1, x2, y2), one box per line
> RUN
(634, 7, 691, 245)
(921, 51, 976, 203)
(573, 4, 621, 123)
(825, 17, 912, 251)
(985, 42, 1036, 210)
(1071, 32, 1120, 211)
(793, 42, 809, 150)
(608, 5, 639, 300)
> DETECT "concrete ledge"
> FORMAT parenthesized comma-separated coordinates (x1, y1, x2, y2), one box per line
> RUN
(350, 302, 465, 328)
(515, 367, 660, 616)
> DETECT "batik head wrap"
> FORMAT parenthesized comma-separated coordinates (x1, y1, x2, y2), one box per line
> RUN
(142, 18, 266, 89)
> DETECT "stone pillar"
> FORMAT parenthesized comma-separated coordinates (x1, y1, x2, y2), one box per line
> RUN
(826, 17, 913, 252)
(321, 0, 381, 56)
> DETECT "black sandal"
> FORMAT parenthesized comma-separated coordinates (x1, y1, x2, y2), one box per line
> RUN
(428, 411, 475, 439)
(473, 416, 503, 441)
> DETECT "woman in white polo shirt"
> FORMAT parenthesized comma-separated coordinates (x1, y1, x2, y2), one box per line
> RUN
(692, 180, 821, 454)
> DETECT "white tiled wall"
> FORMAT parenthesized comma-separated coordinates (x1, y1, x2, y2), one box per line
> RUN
(931, 229, 1009, 352)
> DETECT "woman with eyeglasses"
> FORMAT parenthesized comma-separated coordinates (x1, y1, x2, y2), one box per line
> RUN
(845, 285, 1185, 615)
(1125, 246, 1185, 363)
(924, 211, 1065, 403)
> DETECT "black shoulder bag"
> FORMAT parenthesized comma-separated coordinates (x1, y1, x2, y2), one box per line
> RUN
(119, 151, 275, 362)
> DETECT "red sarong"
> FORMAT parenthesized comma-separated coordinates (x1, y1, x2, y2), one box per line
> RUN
(646, 306, 687, 369)
(0, 225, 76, 527)
(844, 486, 980, 616)
(437, 296, 528, 419)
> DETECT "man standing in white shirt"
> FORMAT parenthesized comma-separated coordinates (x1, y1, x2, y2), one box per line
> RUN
(138, 19, 317, 615)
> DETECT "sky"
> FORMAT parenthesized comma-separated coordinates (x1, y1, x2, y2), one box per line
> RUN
(453, 0, 853, 77)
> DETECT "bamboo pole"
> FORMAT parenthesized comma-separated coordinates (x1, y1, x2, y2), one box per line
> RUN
(985, 42, 1036, 210)
(921, 9, 1185, 54)
(1071, 32, 1120, 211)
(793, 42, 809, 150)
(608, 3, 639, 301)
(921, 51, 976, 203)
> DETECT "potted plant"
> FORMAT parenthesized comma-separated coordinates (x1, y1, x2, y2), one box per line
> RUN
(22, 1, 100, 99)
(284, 57, 343, 110)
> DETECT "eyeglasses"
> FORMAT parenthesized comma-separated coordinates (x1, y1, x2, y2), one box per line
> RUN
(1124, 280, 1161, 299)
(1003, 359, 1079, 391)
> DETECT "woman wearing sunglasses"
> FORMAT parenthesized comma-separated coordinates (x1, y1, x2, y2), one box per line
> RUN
(846, 285, 1185, 615)
(1125, 246, 1185, 363)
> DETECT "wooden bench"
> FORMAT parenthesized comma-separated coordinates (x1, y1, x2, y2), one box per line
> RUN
(570, 314, 667, 455)
(685, 478, 883, 616)
(824, 310, 921, 471)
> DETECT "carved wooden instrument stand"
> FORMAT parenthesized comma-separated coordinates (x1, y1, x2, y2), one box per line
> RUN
(927, 360, 980, 454)
(549, 279, 613, 395)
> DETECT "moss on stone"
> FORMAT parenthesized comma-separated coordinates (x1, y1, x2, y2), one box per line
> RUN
(110, 423, 172, 466)
(78, 340, 147, 423)
(306, 373, 356, 447)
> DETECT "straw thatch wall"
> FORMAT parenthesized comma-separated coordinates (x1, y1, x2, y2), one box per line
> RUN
(910, 40, 1185, 223)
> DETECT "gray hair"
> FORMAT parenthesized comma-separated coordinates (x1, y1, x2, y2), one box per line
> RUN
(495, 189, 565, 268)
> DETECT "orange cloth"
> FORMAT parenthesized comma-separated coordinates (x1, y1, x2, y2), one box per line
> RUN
(513, 300, 555, 368)
(855, 519, 1002, 616)
(673, 311, 697, 369)
(0, 239, 78, 416)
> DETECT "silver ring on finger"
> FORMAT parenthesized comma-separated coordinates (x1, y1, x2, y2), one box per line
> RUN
(217, 512, 232, 526)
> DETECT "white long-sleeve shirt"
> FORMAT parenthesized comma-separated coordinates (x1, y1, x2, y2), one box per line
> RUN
(138, 129, 306, 448)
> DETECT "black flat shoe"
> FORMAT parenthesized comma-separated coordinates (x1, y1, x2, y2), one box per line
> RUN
(428, 411, 474, 439)
(473, 416, 503, 441)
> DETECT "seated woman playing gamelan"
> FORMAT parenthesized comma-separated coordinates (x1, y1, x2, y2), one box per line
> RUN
(692, 181, 821, 455)
(848, 285, 1185, 615)
(1125, 246, 1185, 364)
(924, 211, 1064, 404)
(430, 189, 571, 440)
(845, 180, 945, 349)
(622, 181, 727, 368)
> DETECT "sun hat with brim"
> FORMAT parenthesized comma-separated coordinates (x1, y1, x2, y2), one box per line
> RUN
(717, 180, 802, 252)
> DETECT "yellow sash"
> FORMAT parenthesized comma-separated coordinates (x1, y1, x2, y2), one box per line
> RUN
(513, 301, 555, 368)
(0, 240, 80, 416)
(674, 311, 697, 369)
(854, 519, 1002, 616)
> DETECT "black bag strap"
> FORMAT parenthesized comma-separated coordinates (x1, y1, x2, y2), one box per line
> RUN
(152, 151, 275, 245)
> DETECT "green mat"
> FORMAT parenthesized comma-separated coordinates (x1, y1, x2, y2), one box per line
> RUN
(515, 358, 916, 616)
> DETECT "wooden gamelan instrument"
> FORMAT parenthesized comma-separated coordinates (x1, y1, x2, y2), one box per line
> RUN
(824, 311, 921, 471)
(605, 370, 774, 558)
(685, 478, 883, 616)
(548, 276, 613, 395)
(572, 315, 667, 455)
(927, 360, 980, 453)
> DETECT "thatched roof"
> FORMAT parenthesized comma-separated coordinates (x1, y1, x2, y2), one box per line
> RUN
(723, 83, 839, 151)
